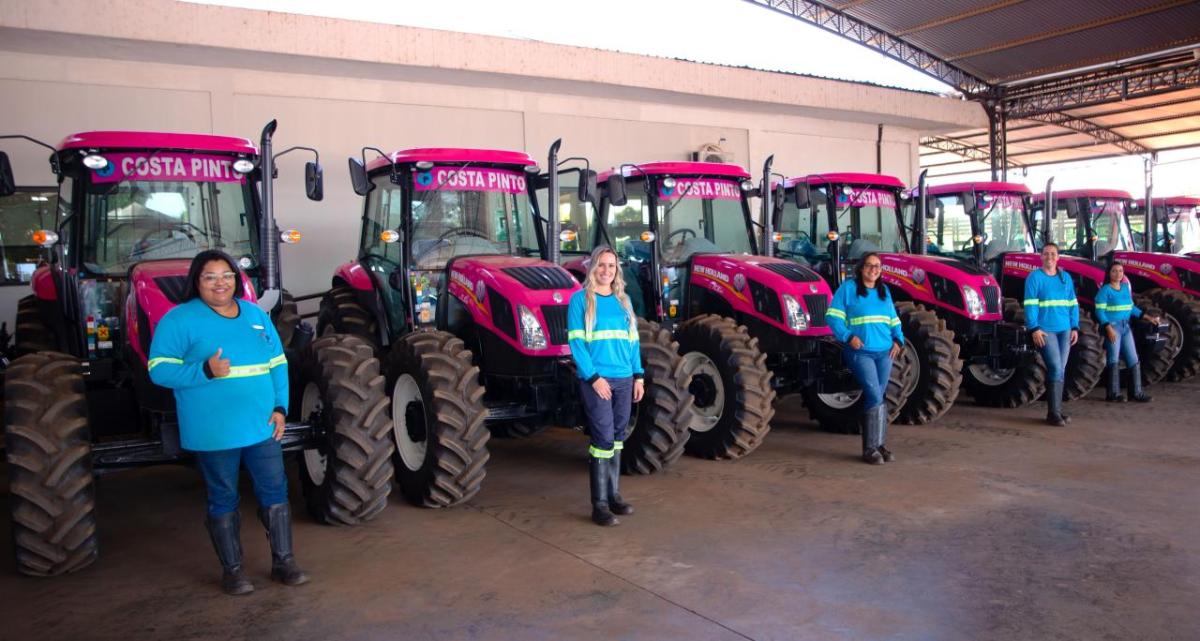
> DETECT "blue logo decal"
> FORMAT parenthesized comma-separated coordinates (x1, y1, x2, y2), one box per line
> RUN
(837, 193, 849, 204)
(416, 171, 433, 186)
(95, 163, 115, 178)
(659, 185, 675, 198)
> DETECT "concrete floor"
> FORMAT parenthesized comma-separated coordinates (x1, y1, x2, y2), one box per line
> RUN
(2, 380, 1199, 641)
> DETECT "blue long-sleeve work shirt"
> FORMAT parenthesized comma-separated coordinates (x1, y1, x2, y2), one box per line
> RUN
(1024, 269, 1079, 333)
(1094, 281, 1142, 326)
(825, 280, 904, 351)
(567, 290, 643, 382)
(149, 298, 288, 451)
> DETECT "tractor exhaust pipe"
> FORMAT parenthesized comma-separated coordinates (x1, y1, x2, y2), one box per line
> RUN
(1042, 177, 1054, 246)
(761, 154, 775, 257)
(546, 139, 562, 265)
(259, 119, 280, 311)
(1143, 156, 1154, 253)
(914, 169, 928, 255)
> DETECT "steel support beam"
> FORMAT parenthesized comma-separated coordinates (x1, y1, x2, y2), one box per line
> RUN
(742, 0, 991, 96)
(921, 135, 1026, 171)
(983, 98, 1008, 181)
(1022, 112, 1152, 155)
(1004, 56, 1200, 118)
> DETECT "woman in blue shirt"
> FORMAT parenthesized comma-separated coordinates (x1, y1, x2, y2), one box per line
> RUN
(1024, 242, 1079, 426)
(826, 253, 904, 465)
(1095, 262, 1157, 402)
(149, 250, 307, 595)
(568, 246, 644, 526)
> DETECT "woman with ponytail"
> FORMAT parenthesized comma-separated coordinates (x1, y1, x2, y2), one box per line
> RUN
(567, 246, 644, 526)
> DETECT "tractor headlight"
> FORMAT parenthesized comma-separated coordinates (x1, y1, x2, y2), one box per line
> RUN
(782, 294, 808, 331)
(518, 305, 547, 350)
(962, 285, 984, 317)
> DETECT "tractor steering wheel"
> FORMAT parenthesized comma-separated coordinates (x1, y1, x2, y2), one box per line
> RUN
(666, 228, 697, 243)
(437, 228, 490, 242)
(137, 221, 204, 245)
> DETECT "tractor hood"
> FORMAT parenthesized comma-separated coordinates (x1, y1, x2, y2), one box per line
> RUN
(446, 255, 581, 357)
(1002, 253, 1107, 304)
(1112, 250, 1200, 297)
(126, 259, 258, 364)
(690, 254, 833, 337)
(879, 253, 1002, 322)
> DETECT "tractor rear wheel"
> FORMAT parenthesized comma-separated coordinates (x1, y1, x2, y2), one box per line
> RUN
(386, 331, 490, 507)
(963, 298, 1045, 408)
(675, 315, 774, 459)
(14, 295, 55, 356)
(1149, 289, 1200, 382)
(295, 335, 394, 525)
(1133, 293, 1179, 385)
(894, 302, 962, 425)
(318, 284, 379, 349)
(1063, 314, 1104, 401)
(621, 319, 694, 474)
(4, 351, 98, 576)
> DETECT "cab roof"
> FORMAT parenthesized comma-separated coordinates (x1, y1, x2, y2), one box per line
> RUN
(1032, 188, 1133, 202)
(925, 181, 1032, 197)
(783, 172, 905, 190)
(597, 161, 750, 183)
(366, 148, 537, 173)
(58, 131, 257, 155)
(1140, 196, 1200, 207)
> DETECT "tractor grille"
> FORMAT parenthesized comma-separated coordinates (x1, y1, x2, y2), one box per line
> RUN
(503, 266, 576, 290)
(982, 285, 1001, 314)
(804, 294, 829, 327)
(154, 276, 189, 304)
(750, 280, 782, 320)
(488, 287, 516, 339)
(541, 305, 569, 345)
(758, 262, 822, 282)
(928, 274, 964, 310)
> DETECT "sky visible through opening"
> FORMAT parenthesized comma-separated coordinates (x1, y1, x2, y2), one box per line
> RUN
(188, 0, 1197, 196)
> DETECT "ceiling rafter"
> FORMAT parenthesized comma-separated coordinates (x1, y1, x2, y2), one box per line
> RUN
(922, 135, 1026, 170)
(1021, 112, 1153, 155)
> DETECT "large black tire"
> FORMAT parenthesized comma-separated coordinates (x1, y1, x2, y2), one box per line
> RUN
(674, 315, 774, 459)
(318, 284, 379, 349)
(963, 298, 1046, 408)
(1149, 289, 1200, 382)
(294, 334, 394, 525)
(895, 302, 962, 425)
(386, 331, 490, 507)
(621, 319, 694, 475)
(274, 289, 302, 349)
(14, 295, 56, 356)
(3, 351, 98, 576)
(1063, 313, 1105, 401)
(1133, 293, 1178, 385)
(800, 355, 908, 434)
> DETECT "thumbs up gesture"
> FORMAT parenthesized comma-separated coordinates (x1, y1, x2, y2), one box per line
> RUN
(208, 347, 231, 378)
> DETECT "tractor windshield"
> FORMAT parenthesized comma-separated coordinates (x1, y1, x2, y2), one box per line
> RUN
(1156, 205, 1200, 254)
(925, 191, 1031, 262)
(81, 173, 258, 276)
(779, 184, 907, 263)
(1037, 197, 1132, 258)
(408, 165, 539, 270)
(654, 177, 752, 264)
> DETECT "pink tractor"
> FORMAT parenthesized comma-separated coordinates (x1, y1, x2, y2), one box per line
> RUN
(0, 122, 395, 577)
(562, 158, 857, 447)
(320, 143, 693, 507)
(1029, 189, 1200, 382)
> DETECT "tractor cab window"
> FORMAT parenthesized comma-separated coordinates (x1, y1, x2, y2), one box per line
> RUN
(543, 169, 597, 256)
(974, 192, 1033, 261)
(82, 178, 256, 276)
(1085, 199, 1132, 258)
(777, 188, 832, 264)
(1160, 205, 1200, 254)
(408, 165, 536, 270)
(926, 194, 974, 259)
(824, 185, 906, 258)
(654, 177, 750, 265)
(363, 178, 404, 265)
(0, 188, 56, 285)
(605, 180, 652, 264)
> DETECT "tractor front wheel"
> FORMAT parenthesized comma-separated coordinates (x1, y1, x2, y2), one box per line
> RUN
(1133, 293, 1179, 385)
(801, 352, 908, 434)
(962, 298, 1045, 408)
(3, 351, 98, 576)
(1149, 289, 1200, 382)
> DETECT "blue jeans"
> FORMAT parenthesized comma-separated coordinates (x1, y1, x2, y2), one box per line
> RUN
(580, 376, 634, 458)
(1104, 319, 1139, 367)
(194, 437, 288, 516)
(1039, 329, 1073, 382)
(843, 348, 892, 411)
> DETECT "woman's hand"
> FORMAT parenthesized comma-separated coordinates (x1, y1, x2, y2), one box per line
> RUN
(1031, 329, 1046, 348)
(592, 377, 612, 400)
(1105, 325, 1117, 342)
(270, 411, 286, 441)
(208, 347, 230, 378)
(848, 336, 864, 350)
(1146, 314, 1161, 325)
(633, 379, 645, 402)
(1070, 329, 1079, 346)
(889, 341, 902, 360)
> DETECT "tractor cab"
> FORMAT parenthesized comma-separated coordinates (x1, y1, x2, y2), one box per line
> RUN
(1031, 189, 1136, 265)
(1136, 196, 1200, 257)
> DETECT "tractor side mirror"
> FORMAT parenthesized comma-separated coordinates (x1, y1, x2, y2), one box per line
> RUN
(792, 185, 811, 209)
(305, 161, 324, 201)
(0, 152, 15, 197)
(578, 170, 598, 205)
(772, 183, 786, 215)
(606, 174, 628, 207)
(348, 157, 373, 196)
(925, 198, 938, 219)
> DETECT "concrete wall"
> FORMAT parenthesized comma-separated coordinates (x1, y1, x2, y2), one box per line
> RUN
(0, 0, 984, 320)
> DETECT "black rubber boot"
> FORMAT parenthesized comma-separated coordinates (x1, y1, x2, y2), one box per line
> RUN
(589, 457, 618, 526)
(1105, 365, 1126, 402)
(607, 451, 634, 516)
(206, 512, 254, 595)
(861, 406, 884, 464)
(259, 503, 310, 586)
(1128, 362, 1152, 402)
(1046, 380, 1067, 426)
(875, 406, 894, 462)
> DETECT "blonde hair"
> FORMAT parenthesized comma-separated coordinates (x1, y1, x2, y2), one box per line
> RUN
(584, 246, 638, 338)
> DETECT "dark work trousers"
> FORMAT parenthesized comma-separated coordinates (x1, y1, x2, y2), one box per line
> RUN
(579, 376, 634, 459)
